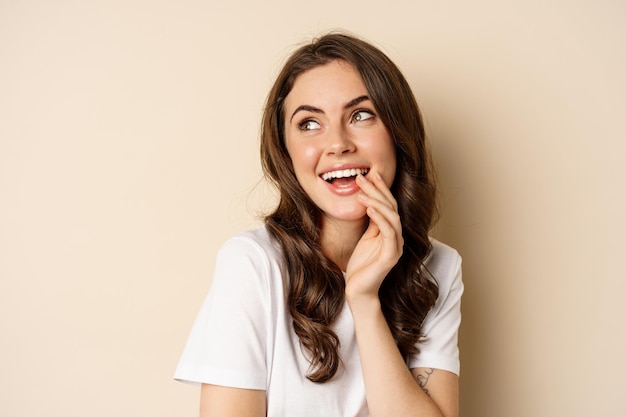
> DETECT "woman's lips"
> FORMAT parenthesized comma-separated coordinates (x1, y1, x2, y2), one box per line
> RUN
(320, 167, 370, 182)
(323, 175, 361, 196)
(318, 164, 370, 196)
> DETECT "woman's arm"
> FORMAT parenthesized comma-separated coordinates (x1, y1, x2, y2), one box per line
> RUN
(411, 367, 459, 417)
(347, 295, 458, 417)
(347, 173, 458, 417)
(200, 384, 266, 417)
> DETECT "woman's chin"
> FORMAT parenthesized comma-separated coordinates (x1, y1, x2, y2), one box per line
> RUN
(322, 206, 368, 224)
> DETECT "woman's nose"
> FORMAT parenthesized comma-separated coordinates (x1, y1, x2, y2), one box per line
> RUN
(325, 128, 356, 155)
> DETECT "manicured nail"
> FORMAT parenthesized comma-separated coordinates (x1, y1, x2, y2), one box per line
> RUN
(358, 192, 368, 200)
(375, 172, 382, 181)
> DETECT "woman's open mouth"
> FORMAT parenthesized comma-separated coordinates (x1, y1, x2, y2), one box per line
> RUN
(321, 168, 369, 185)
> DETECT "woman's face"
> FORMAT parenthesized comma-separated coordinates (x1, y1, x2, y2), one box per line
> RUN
(283, 60, 396, 226)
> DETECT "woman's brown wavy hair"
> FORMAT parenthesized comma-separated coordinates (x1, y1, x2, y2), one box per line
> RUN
(260, 32, 439, 383)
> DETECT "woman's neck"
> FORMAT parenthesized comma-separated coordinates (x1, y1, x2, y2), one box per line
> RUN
(320, 217, 368, 272)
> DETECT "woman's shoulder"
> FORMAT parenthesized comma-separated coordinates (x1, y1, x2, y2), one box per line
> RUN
(220, 226, 278, 251)
(424, 237, 463, 290)
(216, 225, 283, 272)
(427, 237, 461, 263)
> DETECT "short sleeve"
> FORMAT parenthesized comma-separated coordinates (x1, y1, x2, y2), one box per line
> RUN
(408, 241, 463, 375)
(174, 236, 272, 389)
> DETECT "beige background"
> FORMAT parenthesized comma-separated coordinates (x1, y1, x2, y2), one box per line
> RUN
(1, 0, 624, 416)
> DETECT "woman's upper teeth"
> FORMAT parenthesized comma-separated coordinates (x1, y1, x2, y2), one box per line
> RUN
(322, 168, 369, 181)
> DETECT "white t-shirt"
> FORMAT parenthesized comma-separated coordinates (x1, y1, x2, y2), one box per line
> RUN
(174, 226, 463, 417)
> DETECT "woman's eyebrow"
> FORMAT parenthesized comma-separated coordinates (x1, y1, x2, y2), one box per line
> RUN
(290, 105, 323, 122)
(344, 95, 370, 109)
(289, 95, 371, 122)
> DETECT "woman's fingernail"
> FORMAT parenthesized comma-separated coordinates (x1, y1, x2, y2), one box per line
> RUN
(375, 172, 382, 181)
(358, 192, 368, 200)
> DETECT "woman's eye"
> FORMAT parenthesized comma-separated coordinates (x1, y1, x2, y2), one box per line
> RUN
(352, 110, 375, 123)
(299, 120, 321, 131)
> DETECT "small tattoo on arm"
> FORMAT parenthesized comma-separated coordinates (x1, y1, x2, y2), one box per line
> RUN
(416, 368, 434, 396)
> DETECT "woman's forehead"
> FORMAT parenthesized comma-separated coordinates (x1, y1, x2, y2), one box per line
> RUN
(284, 61, 368, 113)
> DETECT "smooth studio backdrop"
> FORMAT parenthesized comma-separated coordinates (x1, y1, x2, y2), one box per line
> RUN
(1, 1, 624, 416)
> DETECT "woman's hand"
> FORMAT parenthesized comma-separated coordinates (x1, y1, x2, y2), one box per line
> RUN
(345, 172, 403, 302)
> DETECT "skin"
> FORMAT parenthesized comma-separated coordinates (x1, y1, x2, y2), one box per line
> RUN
(200, 61, 458, 417)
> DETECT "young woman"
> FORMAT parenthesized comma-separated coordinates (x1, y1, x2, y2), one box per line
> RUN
(175, 33, 463, 417)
